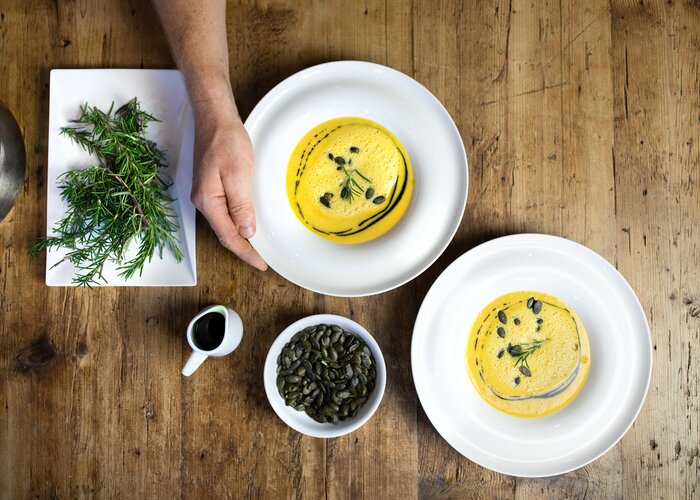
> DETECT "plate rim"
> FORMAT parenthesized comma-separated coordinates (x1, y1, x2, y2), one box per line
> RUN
(245, 60, 469, 297)
(411, 233, 653, 477)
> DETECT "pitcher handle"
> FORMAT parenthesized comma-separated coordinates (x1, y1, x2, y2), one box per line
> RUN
(182, 351, 208, 376)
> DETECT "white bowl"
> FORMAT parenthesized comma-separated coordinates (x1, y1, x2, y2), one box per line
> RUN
(264, 314, 386, 438)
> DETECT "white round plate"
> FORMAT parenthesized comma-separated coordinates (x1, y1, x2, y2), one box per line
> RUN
(245, 61, 468, 296)
(411, 234, 652, 477)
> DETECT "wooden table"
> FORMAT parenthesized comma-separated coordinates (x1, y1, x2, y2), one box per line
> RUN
(1, 0, 698, 497)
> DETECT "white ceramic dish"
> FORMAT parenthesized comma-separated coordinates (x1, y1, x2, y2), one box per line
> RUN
(263, 314, 386, 438)
(411, 234, 652, 477)
(46, 69, 196, 286)
(245, 61, 468, 296)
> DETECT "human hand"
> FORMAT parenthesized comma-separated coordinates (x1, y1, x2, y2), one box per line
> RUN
(190, 103, 267, 271)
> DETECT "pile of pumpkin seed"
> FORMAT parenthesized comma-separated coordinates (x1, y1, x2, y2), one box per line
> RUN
(276, 324, 377, 424)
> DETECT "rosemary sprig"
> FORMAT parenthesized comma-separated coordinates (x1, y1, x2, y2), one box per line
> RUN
(340, 164, 368, 201)
(507, 339, 548, 371)
(29, 98, 183, 286)
(330, 151, 372, 203)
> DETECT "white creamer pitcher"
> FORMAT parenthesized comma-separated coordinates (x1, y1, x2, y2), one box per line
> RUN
(182, 305, 243, 376)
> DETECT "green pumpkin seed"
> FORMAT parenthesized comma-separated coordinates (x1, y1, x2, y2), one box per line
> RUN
(532, 300, 542, 314)
(276, 324, 377, 425)
(498, 310, 507, 324)
(507, 344, 522, 356)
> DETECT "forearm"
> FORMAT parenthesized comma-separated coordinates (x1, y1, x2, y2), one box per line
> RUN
(152, 0, 236, 119)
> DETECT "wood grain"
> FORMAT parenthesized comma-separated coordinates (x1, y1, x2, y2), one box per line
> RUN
(0, 0, 698, 498)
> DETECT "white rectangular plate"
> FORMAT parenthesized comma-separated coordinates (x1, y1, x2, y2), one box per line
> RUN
(47, 69, 196, 286)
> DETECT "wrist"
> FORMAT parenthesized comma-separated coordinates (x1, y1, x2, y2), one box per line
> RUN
(185, 71, 240, 122)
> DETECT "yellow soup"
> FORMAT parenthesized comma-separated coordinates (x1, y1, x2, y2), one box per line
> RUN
(466, 291, 590, 418)
(286, 117, 414, 244)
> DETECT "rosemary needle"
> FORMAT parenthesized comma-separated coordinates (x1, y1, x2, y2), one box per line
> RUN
(29, 98, 183, 286)
(507, 339, 548, 371)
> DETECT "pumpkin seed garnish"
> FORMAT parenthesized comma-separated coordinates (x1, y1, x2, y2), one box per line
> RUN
(514, 376, 521, 385)
(276, 324, 377, 424)
(527, 297, 534, 309)
(507, 338, 548, 374)
(507, 343, 522, 356)
(329, 149, 373, 203)
(532, 300, 542, 314)
(513, 317, 520, 325)
(372, 196, 385, 204)
(365, 187, 375, 199)
(498, 310, 507, 324)
(519, 366, 532, 377)
(497, 327, 505, 338)
(497, 349, 505, 359)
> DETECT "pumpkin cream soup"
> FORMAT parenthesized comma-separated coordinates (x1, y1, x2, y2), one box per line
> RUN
(286, 117, 413, 244)
(466, 291, 590, 418)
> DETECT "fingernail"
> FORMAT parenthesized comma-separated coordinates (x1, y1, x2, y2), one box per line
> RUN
(239, 224, 254, 239)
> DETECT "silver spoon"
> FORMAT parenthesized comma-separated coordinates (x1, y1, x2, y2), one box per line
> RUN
(0, 103, 26, 223)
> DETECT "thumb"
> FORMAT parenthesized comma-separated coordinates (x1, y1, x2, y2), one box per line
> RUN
(224, 176, 256, 239)
(229, 198, 256, 239)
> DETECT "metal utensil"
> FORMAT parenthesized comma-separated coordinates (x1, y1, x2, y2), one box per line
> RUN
(0, 103, 26, 222)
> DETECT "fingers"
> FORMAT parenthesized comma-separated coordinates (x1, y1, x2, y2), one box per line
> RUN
(190, 116, 266, 271)
(193, 194, 268, 271)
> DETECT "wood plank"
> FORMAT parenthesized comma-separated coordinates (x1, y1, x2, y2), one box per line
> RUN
(610, 0, 700, 498)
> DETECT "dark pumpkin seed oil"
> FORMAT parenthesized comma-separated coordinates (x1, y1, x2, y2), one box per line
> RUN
(193, 312, 225, 351)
